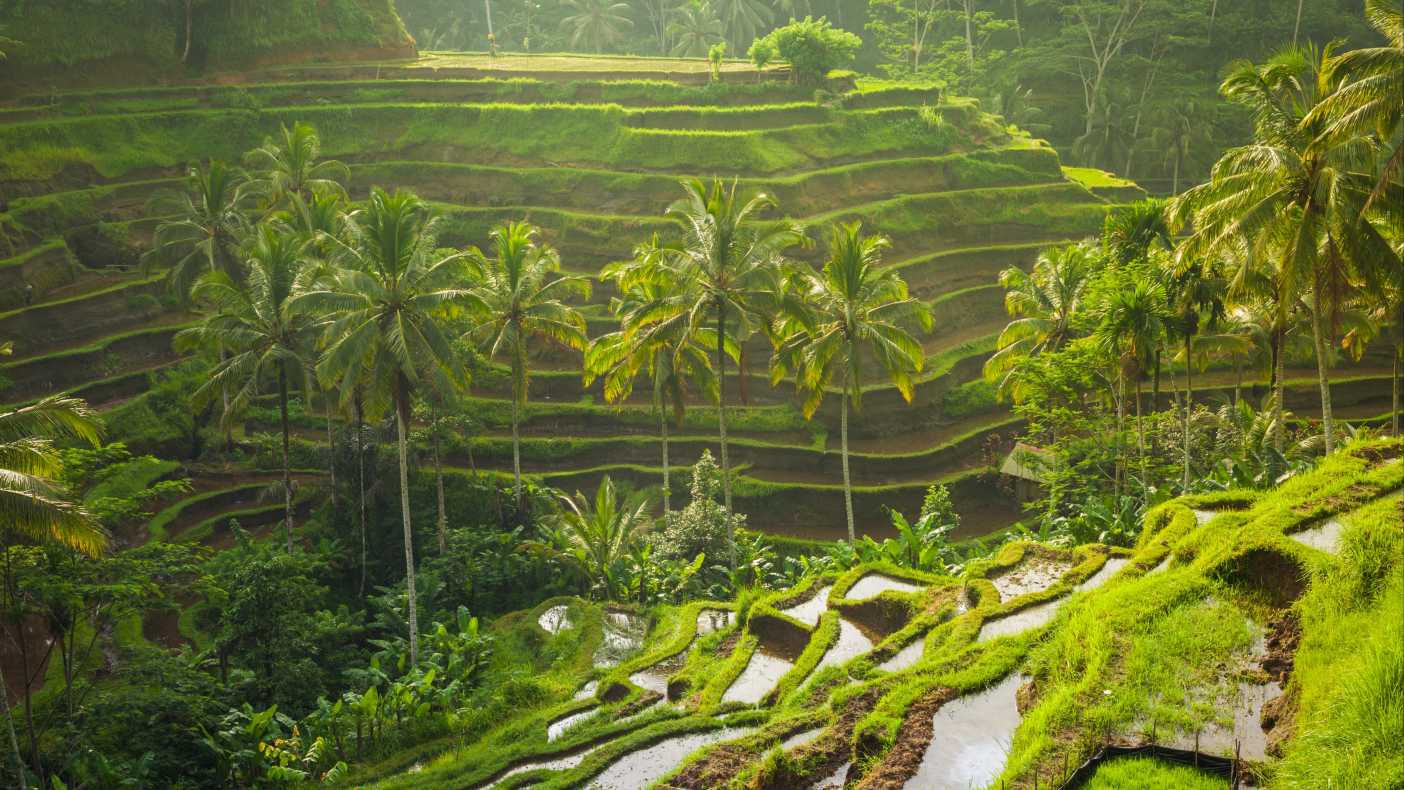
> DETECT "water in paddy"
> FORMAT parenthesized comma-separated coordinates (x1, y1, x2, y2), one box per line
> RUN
(547, 706, 597, 742)
(573, 679, 598, 701)
(629, 649, 689, 695)
(845, 573, 923, 600)
(697, 609, 733, 634)
(1194, 509, 1217, 525)
(812, 762, 850, 789)
(1193, 680, 1283, 761)
(1289, 519, 1345, 553)
(991, 556, 1073, 601)
(816, 618, 874, 671)
(722, 650, 794, 704)
(539, 605, 573, 633)
(1075, 557, 1131, 593)
(594, 612, 647, 668)
(497, 742, 596, 785)
(584, 726, 753, 790)
(1147, 556, 1171, 575)
(977, 598, 1064, 643)
(779, 585, 833, 627)
(878, 636, 925, 673)
(780, 728, 824, 751)
(902, 673, 1024, 790)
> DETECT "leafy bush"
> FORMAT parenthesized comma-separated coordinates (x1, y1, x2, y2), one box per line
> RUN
(752, 17, 862, 87)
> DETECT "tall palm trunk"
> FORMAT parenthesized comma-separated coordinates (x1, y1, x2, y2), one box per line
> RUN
(219, 345, 233, 451)
(0, 661, 21, 788)
(715, 300, 735, 568)
(1293, 0, 1303, 45)
(1272, 331, 1286, 454)
(355, 396, 367, 599)
(840, 395, 855, 542)
(323, 392, 336, 507)
(278, 367, 294, 553)
(1308, 306, 1335, 454)
(658, 392, 671, 513)
(433, 418, 447, 553)
(394, 383, 420, 666)
(1394, 313, 1402, 438)
(1135, 377, 1147, 486)
(1113, 371, 1126, 499)
(511, 342, 525, 508)
(1183, 335, 1193, 490)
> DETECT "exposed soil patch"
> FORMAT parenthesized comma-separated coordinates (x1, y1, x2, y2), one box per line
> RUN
(1222, 549, 1307, 608)
(852, 687, 956, 789)
(1352, 442, 1402, 465)
(751, 688, 881, 790)
(1292, 481, 1372, 516)
(1259, 613, 1300, 685)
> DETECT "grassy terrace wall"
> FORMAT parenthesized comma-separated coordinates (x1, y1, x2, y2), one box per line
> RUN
(348, 439, 1402, 788)
(0, 55, 1389, 539)
(0, 0, 412, 89)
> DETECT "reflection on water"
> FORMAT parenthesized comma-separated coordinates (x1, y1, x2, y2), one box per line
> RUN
(780, 728, 824, 751)
(1289, 519, 1345, 554)
(811, 762, 850, 789)
(902, 673, 1024, 790)
(1075, 557, 1130, 593)
(722, 650, 794, 704)
(816, 618, 874, 671)
(584, 726, 754, 790)
(595, 612, 646, 668)
(977, 599, 1064, 643)
(697, 609, 733, 634)
(845, 573, 923, 600)
(780, 586, 832, 627)
(878, 636, 925, 672)
(539, 605, 573, 633)
(548, 706, 597, 742)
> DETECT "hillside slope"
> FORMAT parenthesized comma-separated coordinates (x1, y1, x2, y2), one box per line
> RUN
(350, 438, 1402, 788)
(0, 53, 1393, 540)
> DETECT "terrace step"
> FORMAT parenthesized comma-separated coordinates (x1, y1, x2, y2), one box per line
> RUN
(0, 323, 186, 402)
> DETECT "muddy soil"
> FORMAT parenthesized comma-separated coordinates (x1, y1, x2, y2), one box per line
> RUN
(852, 688, 955, 789)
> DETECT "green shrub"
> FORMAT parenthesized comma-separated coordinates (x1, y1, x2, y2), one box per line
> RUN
(754, 17, 862, 87)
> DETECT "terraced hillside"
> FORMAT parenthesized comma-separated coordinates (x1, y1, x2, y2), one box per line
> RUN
(347, 437, 1402, 789)
(1, 53, 1393, 541)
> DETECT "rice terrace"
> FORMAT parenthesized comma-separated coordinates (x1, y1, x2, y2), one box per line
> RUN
(0, 0, 1398, 787)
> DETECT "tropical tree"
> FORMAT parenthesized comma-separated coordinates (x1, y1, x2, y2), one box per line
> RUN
(142, 160, 252, 299)
(669, 3, 724, 57)
(243, 122, 349, 214)
(465, 221, 590, 507)
(1171, 44, 1396, 456)
(712, 0, 771, 49)
(0, 391, 105, 782)
(1308, 0, 1403, 203)
(1163, 255, 1226, 488)
(587, 245, 718, 513)
(983, 241, 1099, 401)
(619, 179, 803, 559)
(542, 476, 653, 601)
(1092, 280, 1168, 491)
(293, 188, 473, 665)
(179, 225, 315, 552)
(558, 0, 634, 52)
(1150, 100, 1213, 195)
(771, 222, 931, 540)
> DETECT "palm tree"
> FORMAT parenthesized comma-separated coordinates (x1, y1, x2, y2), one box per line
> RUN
(1309, 0, 1403, 205)
(178, 225, 314, 552)
(711, 0, 772, 50)
(620, 179, 803, 556)
(142, 160, 252, 299)
(771, 222, 932, 540)
(1150, 101, 1213, 196)
(1093, 280, 1168, 492)
(587, 244, 717, 513)
(669, 3, 724, 58)
(466, 221, 590, 508)
(983, 241, 1098, 401)
(559, 0, 634, 52)
(544, 476, 652, 601)
(243, 122, 349, 214)
(1163, 256, 1227, 488)
(0, 390, 105, 780)
(1171, 44, 1395, 456)
(293, 188, 473, 665)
